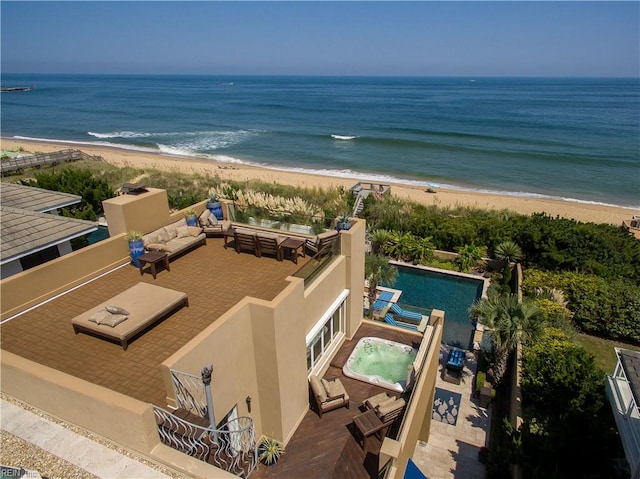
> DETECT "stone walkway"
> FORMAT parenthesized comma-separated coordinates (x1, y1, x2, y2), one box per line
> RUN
(411, 347, 490, 479)
(0, 397, 181, 479)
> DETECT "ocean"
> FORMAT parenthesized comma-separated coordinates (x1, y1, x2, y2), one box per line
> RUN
(1, 74, 638, 208)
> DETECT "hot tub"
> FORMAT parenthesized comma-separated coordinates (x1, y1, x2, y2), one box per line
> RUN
(343, 337, 417, 392)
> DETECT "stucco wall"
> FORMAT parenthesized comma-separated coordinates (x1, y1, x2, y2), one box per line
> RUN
(1, 351, 159, 454)
(0, 235, 129, 319)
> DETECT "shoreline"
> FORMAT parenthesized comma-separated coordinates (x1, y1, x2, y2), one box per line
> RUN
(2, 137, 637, 227)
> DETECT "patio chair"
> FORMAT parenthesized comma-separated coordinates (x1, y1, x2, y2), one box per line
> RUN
(233, 228, 259, 256)
(446, 348, 465, 372)
(256, 233, 284, 261)
(309, 374, 350, 418)
(198, 209, 231, 237)
(305, 230, 339, 256)
(373, 397, 406, 427)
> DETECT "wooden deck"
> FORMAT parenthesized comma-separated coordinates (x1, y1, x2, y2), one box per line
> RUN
(251, 322, 422, 479)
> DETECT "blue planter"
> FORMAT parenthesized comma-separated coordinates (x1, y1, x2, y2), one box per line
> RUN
(128, 239, 145, 267)
(336, 222, 352, 231)
(207, 201, 223, 220)
(186, 215, 198, 227)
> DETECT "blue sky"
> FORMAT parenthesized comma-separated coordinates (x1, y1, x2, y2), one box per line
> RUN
(2, 1, 638, 76)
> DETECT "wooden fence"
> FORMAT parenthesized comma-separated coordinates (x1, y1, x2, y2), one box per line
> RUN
(0, 149, 103, 175)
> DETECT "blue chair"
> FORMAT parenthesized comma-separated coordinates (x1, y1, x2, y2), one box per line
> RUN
(446, 349, 464, 371)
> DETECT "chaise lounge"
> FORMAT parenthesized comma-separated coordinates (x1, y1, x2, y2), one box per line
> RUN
(309, 375, 350, 417)
(363, 392, 406, 427)
(71, 282, 189, 350)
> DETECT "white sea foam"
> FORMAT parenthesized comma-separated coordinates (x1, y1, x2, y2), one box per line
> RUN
(331, 134, 357, 140)
(88, 131, 154, 139)
(10, 135, 638, 210)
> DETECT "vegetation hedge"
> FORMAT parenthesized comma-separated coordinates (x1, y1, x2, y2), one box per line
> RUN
(522, 269, 640, 344)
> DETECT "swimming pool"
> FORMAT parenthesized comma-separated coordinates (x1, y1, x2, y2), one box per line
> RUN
(343, 337, 417, 392)
(386, 263, 486, 349)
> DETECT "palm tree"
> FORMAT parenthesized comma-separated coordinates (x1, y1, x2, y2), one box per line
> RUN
(494, 240, 523, 293)
(369, 229, 392, 255)
(494, 240, 523, 264)
(364, 254, 397, 319)
(469, 294, 542, 386)
(410, 235, 435, 265)
(455, 243, 485, 273)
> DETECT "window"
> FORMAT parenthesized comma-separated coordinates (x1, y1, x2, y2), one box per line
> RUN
(306, 290, 348, 372)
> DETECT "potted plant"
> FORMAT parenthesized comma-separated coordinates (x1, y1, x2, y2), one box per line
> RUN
(257, 436, 285, 466)
(125, 231, 144, 267)
(184, 208, 198, 226)
(206, 195, 224, 220)
(335, 213, 352, 231)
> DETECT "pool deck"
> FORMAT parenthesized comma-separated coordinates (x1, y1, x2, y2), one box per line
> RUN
(411, 345, 490, 479)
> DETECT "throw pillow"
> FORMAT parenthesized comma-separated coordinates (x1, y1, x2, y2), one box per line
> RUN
(187, 226, 203, 237)
(156, 229, 170, 243)
(105, 305, 130, 315)
(325, 380, 343, 399)
(88, 310, 112, 325)
(176, 226, 190, 238)
(207, 216, 219, 226)
(198, 209, 211, 226)
(101, 313, 128, 328)
(164, 226, 178, 240)
(142, 232, 158, 248)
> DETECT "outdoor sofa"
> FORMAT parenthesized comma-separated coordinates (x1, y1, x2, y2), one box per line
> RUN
(141, 218, 206, 259)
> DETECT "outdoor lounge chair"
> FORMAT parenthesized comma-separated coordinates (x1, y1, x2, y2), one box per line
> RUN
(198, 209, 231, 237)
(446, 348, 465, 372)
(363, 393, 406, 427)
(309, 374, 350, 418)
(255, 233, 284, 261)
(305, 230, 339, 256)
(233, 228, 259, 256)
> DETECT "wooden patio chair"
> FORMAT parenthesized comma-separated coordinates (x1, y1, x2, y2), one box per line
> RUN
(256, 233, 284, 261)
(233, 228, 259, 257)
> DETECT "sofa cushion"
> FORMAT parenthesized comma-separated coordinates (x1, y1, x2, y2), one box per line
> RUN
(142, 232, 159, 248)
(375, 397, 397, 411)
(317, 230, 339, 241)
(188, 226, 203, 237)
(146, 243, 171, 252)
(176, 226, 190, 238)
(325, 380, 344, 399)
(168, 218, 188, 230)
(208, 215, 219, 226)
(156, 228, 170, 243)
(377, 398, 406, 418)
(309, 375, 327, 404)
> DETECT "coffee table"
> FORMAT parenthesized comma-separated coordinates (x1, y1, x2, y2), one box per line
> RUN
(280, 237, 305, 264)
(138, 251, 170, 280)
(352, 409, 385, 450)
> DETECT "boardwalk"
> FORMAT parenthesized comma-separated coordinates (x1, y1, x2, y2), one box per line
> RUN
(0, 149, 102, 175)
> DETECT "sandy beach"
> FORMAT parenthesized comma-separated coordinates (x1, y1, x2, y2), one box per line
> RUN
(1, 138, 637, 226)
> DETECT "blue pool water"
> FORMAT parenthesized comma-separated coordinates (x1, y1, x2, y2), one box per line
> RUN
(386, 264, 484, 348)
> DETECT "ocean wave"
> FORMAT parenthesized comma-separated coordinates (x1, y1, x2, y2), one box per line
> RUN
(88, 131, 154, 139)
(10, 134, 638, 210)
(331, 134, 357, 140)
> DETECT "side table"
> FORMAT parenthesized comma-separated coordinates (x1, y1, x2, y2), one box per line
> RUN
(352, 409, 385, 451)
(280, 237, 306, 264)
(138, 251, 170, 280)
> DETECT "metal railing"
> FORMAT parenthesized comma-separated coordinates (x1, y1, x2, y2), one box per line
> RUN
(153, 406, 257, 478)
(170, 369, 207, 417)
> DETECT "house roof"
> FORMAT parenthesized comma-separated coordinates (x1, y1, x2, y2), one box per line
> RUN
(0, 183, 82, 212)
(619, 349, 640, 406)
(0, 206, 97, 264)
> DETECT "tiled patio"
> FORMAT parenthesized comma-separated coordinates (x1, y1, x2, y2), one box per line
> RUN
(0, 237, 310, 406)
(411, 345, 489, 479)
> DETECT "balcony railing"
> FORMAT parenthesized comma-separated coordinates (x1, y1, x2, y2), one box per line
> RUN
(153, 406, 258, 478)
(293, 239, 341, 286)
